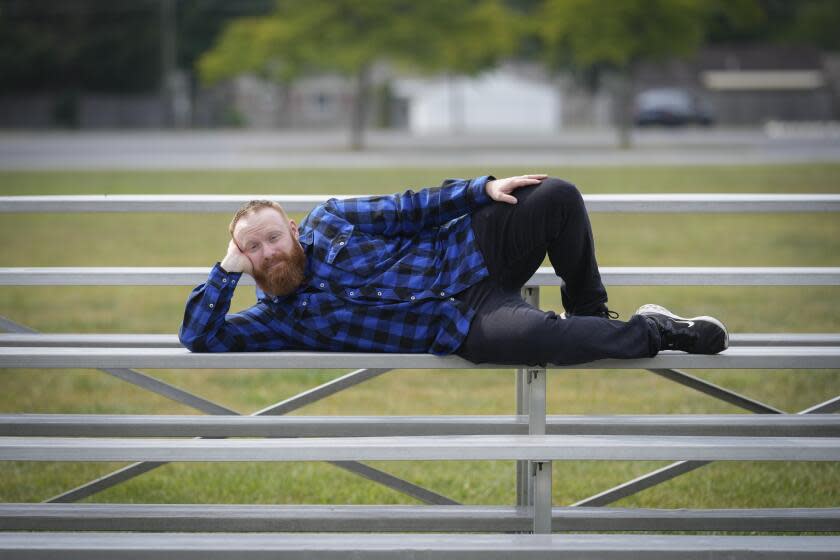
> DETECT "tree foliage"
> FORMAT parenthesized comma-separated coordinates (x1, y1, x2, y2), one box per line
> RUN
(533, 0, 721, 148)
(0, 0, 273, 93)
(199, 0, 520, 147)
(788, 0, 840, 51)
(0, 0, 160, 93)
(702, 0, 772, 44)
(199, 0, 520, 85)
(535, 0, 711, 72)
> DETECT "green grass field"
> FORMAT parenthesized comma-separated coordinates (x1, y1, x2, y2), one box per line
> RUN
(0, 164, 838, 509)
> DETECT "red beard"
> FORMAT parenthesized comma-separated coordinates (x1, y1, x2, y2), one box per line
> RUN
(252, 241, 307, 297)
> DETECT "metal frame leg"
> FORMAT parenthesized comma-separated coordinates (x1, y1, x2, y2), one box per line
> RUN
(515, 287, 551, 533)
(516, 287, 540, 509)
(528, 367, 551, 534)
(515, 367, 530, 507)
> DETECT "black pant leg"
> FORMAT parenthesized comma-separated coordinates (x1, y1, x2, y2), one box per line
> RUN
(455, 283, 659, 366)
(469, 178, 608, 313)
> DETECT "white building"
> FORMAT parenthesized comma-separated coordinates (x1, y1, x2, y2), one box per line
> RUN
(393, 69, 561, 134)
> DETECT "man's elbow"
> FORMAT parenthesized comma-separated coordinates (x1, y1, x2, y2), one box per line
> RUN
(178, 326, 215, 353)
(179, 328, 240, 353)
(178, 328, 203, 352)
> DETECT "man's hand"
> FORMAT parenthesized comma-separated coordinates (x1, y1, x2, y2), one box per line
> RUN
(220, 239, 253, 275)
(485, 174, 548, 204)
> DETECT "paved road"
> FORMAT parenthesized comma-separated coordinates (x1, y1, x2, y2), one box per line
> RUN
(1, 128, 839, 170)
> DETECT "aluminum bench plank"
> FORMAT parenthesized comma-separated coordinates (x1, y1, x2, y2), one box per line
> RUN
(0, 532, 838, 559)
(3, 193, 839, 213)
(729, 333, 840, 347)
(1, 346, 839, 369)
(2, 332, 838, 348)
(2, 266, 840, 286)
(1, 435, 838, 462)
(2, 504, 839, 533)
(0, 334, 182, 348)
(2, 414, 838, 438)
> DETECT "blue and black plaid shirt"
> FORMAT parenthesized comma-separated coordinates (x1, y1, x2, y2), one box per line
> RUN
(179, 175, 494, 355)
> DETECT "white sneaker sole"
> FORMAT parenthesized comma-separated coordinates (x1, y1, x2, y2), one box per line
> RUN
(635, 304, 729, 350)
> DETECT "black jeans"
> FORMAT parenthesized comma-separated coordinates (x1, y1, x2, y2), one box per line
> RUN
(454, 178, 660, 366)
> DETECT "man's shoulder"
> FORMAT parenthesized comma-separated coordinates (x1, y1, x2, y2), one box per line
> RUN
(301, 201, 346, 231)
(299, 203, 357, 256)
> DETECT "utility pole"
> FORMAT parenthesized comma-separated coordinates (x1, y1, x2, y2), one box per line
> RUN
(160, 0, 187, 127)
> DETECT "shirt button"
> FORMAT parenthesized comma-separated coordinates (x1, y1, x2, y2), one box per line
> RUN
(450, 297, 455, 302)
(232, 280, 236, 285)
(339, 241, 345, 246)
(208, 303, 214, 309)
(440, 291, 445, 296)
(349, 291, 354, 296)
(410, 296, 416, 301)
(222, 278, 227, 283)
(302, 301, 307, 306)
(320, 283, 325, 288)
(377, 291, 382, 296)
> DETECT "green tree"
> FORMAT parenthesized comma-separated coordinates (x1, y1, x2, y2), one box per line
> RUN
(0, 0, 160, 94)
(199, 0, 520, 149)
(0, 0, 273, 94)
(0, 0, 273, 127)
(534, 0, 713, 147)
(788, 0, 840, 51)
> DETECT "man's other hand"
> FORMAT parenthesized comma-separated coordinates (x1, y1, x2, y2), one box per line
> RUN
(220, 239, 253, 275)
(485, 174, 548, 204)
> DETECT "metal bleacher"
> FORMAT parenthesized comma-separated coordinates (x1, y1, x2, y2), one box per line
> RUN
(0, 192, 839, 558)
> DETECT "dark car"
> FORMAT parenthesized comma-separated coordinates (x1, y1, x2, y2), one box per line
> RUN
(633, 88, 714, 127)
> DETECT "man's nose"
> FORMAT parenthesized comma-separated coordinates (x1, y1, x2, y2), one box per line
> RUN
(263, 244, 281, 261)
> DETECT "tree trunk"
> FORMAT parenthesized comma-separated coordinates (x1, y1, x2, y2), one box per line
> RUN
(615, 64, 636, 150)
(159, 0, 178, 128)
(349, 63, 372, 151)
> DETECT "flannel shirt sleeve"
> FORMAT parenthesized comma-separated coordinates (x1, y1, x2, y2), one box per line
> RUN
(179, 263, 279, 352)
(326, 175, 494, 236)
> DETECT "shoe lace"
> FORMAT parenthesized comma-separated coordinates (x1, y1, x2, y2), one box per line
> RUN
(567, 306, 619, 319)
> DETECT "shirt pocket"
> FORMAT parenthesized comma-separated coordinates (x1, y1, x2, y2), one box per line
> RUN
(328, 228, 384, 276)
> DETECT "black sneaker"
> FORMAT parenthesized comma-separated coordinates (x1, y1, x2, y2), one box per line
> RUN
(635, 304, 729, 354)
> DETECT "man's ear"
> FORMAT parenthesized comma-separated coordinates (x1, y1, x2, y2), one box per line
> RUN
(290, 219, 299, 240)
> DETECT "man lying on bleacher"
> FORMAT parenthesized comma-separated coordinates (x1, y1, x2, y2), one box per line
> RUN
(179, 175, 728, 365)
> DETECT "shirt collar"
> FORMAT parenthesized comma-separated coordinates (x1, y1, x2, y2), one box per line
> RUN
(299, 228, 314, 248)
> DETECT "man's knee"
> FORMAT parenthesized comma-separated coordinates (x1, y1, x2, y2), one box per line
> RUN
(520, 178, 586, 233)
(537, 177, 584, 207)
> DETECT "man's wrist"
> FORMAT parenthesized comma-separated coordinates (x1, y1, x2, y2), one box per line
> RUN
(220, 256, 243, 274)
(206, 263, 242, 295)
(473, 175, 494, 206)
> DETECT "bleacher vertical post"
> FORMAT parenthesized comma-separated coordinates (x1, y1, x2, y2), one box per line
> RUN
(516, 287, 538, 508)
(528, 366, 551, 533)
(520, 286, 552, 533)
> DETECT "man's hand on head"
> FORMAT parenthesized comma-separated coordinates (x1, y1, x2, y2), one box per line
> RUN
(485, 174, 548, 204)
(220, 239, 254, 275)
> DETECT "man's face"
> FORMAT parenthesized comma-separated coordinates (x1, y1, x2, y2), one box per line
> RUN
(233, 207, 306, 297)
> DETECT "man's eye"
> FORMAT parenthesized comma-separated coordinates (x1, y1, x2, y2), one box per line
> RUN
(269, 235, 280, 242)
